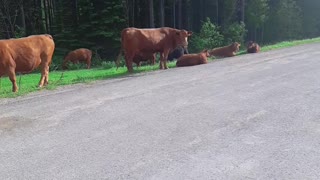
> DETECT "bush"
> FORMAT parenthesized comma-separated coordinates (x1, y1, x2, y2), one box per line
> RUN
(101, 61, 117, 69)
(223, 22, 247, 46)
(189, 18, 224, 53)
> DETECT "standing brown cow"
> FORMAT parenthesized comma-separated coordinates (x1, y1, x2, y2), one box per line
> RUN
(117, 27, 192, 73)
(63, 48, 92, 69)
(176, 50, 210, 67)
(0, 34, 55, 92)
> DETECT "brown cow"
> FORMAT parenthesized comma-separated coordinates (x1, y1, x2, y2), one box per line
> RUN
(63, 48, 92, 69)
(133, 52, 156, 67)
(0, 34, 55, 92)
(209, 42, 241, 58)
(247, 41, 261, 53)
(117, 27, 192, 73)
(176, 49, 210, 67)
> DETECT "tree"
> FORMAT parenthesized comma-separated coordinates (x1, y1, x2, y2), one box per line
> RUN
(264, 0, 302, 42)
(149, 0, 154, 27)
(245, 0, 269, 42)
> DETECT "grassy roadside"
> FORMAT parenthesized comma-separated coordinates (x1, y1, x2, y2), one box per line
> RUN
(0, 62, 177, 98)
(1, 37, 320, 98)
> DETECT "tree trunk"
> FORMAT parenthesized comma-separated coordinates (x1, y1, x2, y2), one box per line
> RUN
(173, 0, 176, 28)
(178, 0, 182, 29)
(20, 3, 26, 36)
(149, 0, 154, 28)
(159, 0, 164, 27)
(72, 0, 78, 26)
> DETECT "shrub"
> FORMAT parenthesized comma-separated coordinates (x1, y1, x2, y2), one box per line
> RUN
(223, 22, 247, 46)
(101, 61, 117, 69)
(189, 18, 224, 53)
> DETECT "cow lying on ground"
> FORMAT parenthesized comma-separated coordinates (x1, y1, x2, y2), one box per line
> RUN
(63, 48, 92, 69)
(167, 46, 189, 61)
(209, 42, 240, 57)
(133, 52, 156, 66)
(176, 49, 210, 67)
(117, 27, 192, 73)
(0, 34, 55, 92)
(247, 41, 261, 53)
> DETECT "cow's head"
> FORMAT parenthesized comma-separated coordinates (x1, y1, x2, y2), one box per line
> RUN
(247, 41, 254, 48)
(201, 49, 210, 57)
(175, 30, 192, 47)
(232, 42, 241, 52)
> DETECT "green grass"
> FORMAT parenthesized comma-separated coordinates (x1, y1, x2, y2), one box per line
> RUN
(1, 37, 320, 98)
(0, 62, 177, 98)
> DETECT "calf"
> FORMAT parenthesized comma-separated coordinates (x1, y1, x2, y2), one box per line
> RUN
(209, 42, 240, 57)
(63, 48, 92, 69)
(0, 34, 55, 92)
(133, 52, 156, 66)
(247, 41, 261, 53)
(176, 50, 210, 67)
(167, 46, 189, 61)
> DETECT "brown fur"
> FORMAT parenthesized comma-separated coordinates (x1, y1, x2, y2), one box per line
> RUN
(117, 27, 192, 72)
(0, 34, 55, 92)
(63, 48, 92, 69)
(209, 42, 241, 57)
(176, 50, 210, 67)
(132, 52, 156, 66)
(247, 41, 260, 53)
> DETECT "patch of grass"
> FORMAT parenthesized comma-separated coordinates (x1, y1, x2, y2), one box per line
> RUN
(1, 37, 320, 98)
(260, 37, 320, 51)
(0, 61, 176, 98)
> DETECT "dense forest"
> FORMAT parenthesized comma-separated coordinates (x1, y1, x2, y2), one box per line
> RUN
(1, 0, 320, 60)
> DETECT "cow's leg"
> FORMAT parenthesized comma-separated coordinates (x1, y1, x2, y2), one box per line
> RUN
(43, 65, 50, 86)
(163, 49, 170, 69)
(7, 67, 18, 92)
(87, 58, 91, 69)
(126, 53, 134, 73)
(159, 52, 164, 70)
(151, 54, 156, 65)
(39, 59, 50, 87)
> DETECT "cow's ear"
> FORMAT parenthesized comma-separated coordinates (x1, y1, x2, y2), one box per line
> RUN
(187, 31, 193, 36)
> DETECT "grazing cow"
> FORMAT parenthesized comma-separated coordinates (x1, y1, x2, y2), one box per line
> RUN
(63, 48, 92, 69)
(133, 52, 156, 67)
(209, 42, 241, 57)
(0, 34, 55, 92)
(247, 41, 261, 53)
(167, 46, 189, 61)
(117, 27, 192, 73)
(176, 49, 210, 67)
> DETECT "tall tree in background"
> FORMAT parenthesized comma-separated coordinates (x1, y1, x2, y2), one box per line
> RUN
(245, 0, 269, 42)
(149, 0, 154, 27)
(159, 0, 164, 27)
(264, 0, 302, 42)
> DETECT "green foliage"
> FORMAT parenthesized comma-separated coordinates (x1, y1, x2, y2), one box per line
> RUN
(189, 18, 224, 52)
(223, 22, 247, 45)
(246, 0, 269, 28)
(101, 61, 117, 69)
(264, 0, 303, 42)
(54, 0, 126, 59)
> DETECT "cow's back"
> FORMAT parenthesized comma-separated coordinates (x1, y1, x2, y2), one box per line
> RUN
(65, 48, 92, 62)
(121, 27, 175, 53)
